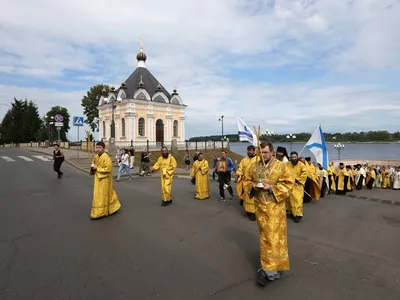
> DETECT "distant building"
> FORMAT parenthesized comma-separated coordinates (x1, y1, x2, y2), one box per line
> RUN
(97, 42, 187, 147)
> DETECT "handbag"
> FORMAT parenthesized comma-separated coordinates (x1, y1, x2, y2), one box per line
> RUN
(191, 177, 196, 185)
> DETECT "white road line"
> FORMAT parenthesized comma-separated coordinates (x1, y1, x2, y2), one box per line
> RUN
(17, 156, 34, 162)
(46, 155, 54, 160)
(1, 156, 15, 162)
(32, 155, 52, 162)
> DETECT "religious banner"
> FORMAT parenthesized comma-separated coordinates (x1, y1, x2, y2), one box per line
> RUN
(216, 159, 228, 173)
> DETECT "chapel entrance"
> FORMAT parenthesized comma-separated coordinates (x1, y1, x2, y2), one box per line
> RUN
(156, 119, 164, 146)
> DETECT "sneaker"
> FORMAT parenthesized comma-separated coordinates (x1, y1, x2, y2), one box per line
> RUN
(229, 194, 234, 200)
(219, 197, 225, 202)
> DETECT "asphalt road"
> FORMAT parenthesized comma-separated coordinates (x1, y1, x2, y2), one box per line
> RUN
(1, 148, 400, 300)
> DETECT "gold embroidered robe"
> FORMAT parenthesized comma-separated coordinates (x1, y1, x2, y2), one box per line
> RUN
(244, 157, 294, 272)
(190, 159, 210, 199)
(382, 170, 391, 188)
(285, 161, 307, 217)
(152, 154, 177, 202)
(306, 162, 321, 200)
(236, 155, 258, 213)
(89, 153, 121, 219)
(327, 164, 336, 191)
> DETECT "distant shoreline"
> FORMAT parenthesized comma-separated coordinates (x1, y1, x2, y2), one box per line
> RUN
(229, 141, 400, 144)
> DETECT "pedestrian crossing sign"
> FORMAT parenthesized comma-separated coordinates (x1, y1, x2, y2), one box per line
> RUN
(73, 116, 84, 126)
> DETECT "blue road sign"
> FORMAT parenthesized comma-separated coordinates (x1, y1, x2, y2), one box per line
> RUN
(73, 116, 84, 126)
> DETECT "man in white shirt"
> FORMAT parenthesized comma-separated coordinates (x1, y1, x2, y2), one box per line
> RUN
(116, 148, 132, 182)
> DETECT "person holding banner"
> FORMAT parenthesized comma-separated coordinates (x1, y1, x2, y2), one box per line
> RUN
(190, 152, 210, 200)
(216, 150, 235, 201)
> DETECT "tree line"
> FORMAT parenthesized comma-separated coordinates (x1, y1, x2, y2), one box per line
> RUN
(0, 98, 71, 144)
(0, 84, 108, 144)
(190, 131, 400, 143)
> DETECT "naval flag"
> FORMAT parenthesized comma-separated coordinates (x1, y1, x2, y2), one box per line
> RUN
(236, 117, 258, 147)
(304, 125, 329, 170)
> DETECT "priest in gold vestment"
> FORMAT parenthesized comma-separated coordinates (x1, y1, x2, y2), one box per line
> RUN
(285, 151, 307, 223)
(190, 152, 210, 200)
(244, 142, 294, 286)
(382, 167, 391, 189)
(303, 157, 321, 202)
(327, 162, 336, 192)
(89, 142, 121, 219)
(151, 147, 177, 206)
(235, 145, 258, 221)
(335, 163, 347, 195)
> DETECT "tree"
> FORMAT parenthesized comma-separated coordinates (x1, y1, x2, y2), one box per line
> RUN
(45, 106, 70, 141)
(0, 98, 42, 144)
(81, 84, 110, 131)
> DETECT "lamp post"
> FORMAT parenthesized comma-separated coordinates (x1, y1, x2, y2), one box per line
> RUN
(218, 115, 224, 149)
(334, 142, 345, 160)
(106, 86, 118, 139)
(286, 133, 296, 152)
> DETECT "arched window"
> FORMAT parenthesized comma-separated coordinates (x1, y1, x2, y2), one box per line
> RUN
(121, 118, 126, 137)
(173, 120, 178, 137)
(138, 118, 145, 136)
(102, 121, 106, 137)
(137, 92, 146, 100)
(171, 98, 180, 105)
(154, 95, 165, 103)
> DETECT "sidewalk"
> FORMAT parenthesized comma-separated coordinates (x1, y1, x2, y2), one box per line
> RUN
(28, 147, 211, 179)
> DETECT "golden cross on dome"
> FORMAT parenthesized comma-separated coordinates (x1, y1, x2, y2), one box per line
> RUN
(139, 35, 144, 50)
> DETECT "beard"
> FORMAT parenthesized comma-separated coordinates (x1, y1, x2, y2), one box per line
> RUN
(291, 159, 298, 165)
(198, 158, 203, 161)
(162, 153, 169, 158)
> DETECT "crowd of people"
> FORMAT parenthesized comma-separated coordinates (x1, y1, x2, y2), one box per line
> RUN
(86, 141, 398, 288)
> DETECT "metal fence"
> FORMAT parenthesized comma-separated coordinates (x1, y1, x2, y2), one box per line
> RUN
(2, 139, 230, 152)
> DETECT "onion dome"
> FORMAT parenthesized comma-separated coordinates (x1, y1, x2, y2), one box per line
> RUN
(156, 82, 162, 91)
(120, 81, 127, 89)
(172, 88, 178, 96)
(110, 86, 115, 92)
(136, 49, 147, 62)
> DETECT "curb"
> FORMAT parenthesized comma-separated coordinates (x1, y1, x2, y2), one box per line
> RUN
(29, 149, 90, 174)
(27, 149, 215, 180)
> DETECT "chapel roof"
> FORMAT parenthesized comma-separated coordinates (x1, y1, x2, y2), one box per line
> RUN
(122, 67, 172, 100)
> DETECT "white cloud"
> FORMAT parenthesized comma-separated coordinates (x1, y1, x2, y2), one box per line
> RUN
(1, 0, 400, 140)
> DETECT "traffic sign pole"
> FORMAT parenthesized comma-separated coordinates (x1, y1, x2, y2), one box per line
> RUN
(77, 126, 79, 159)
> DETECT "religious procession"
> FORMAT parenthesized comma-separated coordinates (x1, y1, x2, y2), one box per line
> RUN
(82, 117, 400, 289)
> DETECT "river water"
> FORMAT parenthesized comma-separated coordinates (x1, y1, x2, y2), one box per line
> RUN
(229, 142, 400, 161)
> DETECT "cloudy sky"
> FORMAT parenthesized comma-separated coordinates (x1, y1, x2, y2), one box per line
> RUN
(1, 0, 400, 140)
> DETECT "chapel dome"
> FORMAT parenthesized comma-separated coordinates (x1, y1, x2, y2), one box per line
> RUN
(136, 50, 147, 62)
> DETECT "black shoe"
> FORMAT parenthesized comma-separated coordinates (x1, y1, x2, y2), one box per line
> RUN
(294, 216, 301, 223)
(257, 269, 268, 287)
(229, 194, 234, 200)
(247, 213, 256, 221)
(161, 201, 171, 206)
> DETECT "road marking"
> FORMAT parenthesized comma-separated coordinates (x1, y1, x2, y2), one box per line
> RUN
(32, 155, 52, 162)
(17, 156, 34, 162)
(1, 156, 15, 162)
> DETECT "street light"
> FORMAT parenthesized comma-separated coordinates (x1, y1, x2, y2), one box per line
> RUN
(334, 142, 345, 160)
(286, 133, 296, 152)
(106, 86, 118, 139)
(218, 115, 224, 149)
